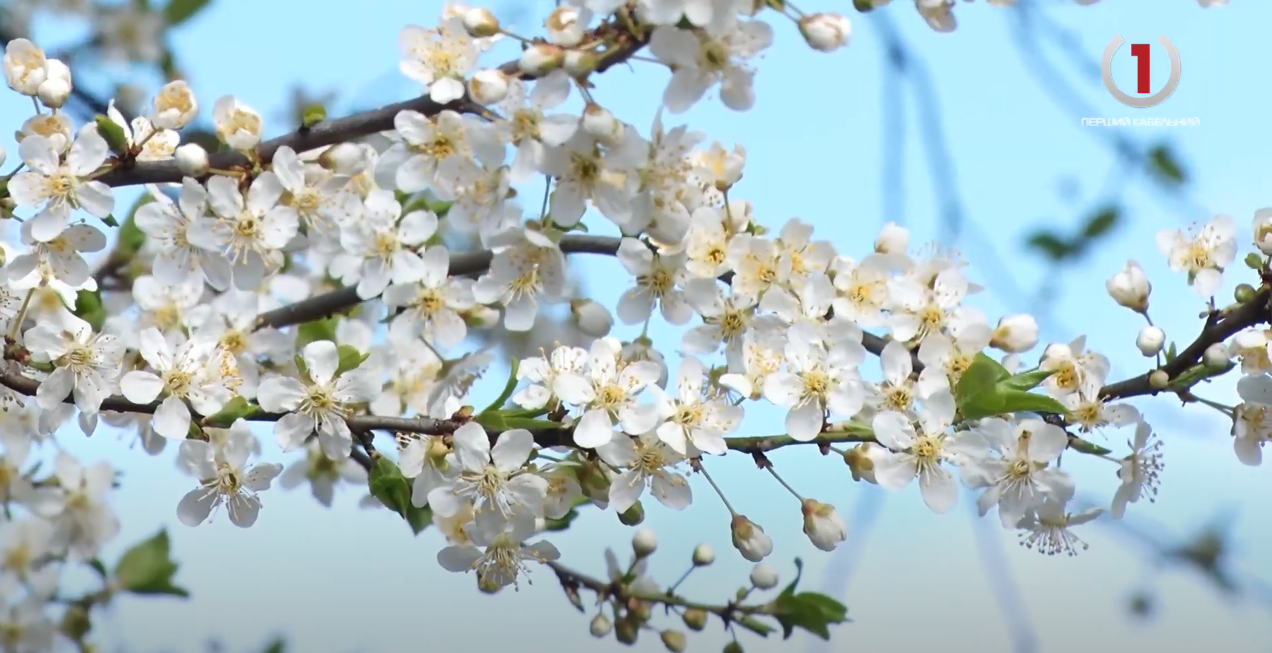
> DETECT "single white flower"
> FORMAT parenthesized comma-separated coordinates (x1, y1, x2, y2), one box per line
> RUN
(426, 423, 548, 519)
(177, 422, 283, 527)
(257, 340, 379, 461)
(553, 337, 663, 448)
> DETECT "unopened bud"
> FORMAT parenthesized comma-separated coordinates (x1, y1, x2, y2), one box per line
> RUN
(1254, 210, 1272, 257)
(730, 514, 774, 562)
(570, 298, 613, 337)
(463, 7, 501, 37)
(618, 501, 645, 526)
(564, 50, 600, 77)
(615, 617, 639, 645)
(320, 142, 366, 175)
(1235, 283, 1257, 303)
(468, 69, 510, 105)
(874, 221, 909, 254)
(1203, 343, 1230, 371)
(853, 0, 877, 11)
(546, 6, 586, 47)
(723, 642, 744, 653)
(36, 77, 70, 109)
(661, 629, 687, 653)
(175, 143, 209, 177)
(632, 528, 657, 558)
(519, 44, 565, 76)
(1105, 260, 1151, 314)
(749, 562, 779, 590)
(692, 543, 715, 566)
(682, 608, 708, 631)
(590, 613, 612, 638)
(1135, 326, 1165, 357)
(1149, 370, 1170, 389)
(799, 13, 852, 52)
(845, 442, 878, 484)
(582, 103, 621, 142)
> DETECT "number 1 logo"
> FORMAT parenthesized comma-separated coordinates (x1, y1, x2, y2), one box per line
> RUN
(1101, 35, 1181, 109)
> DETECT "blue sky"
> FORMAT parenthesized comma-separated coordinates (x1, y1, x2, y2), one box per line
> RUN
(4, 0, 1272, 651)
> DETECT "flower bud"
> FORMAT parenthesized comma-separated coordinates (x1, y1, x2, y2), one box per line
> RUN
(582, 103, 621, 142)
(153, 80, 198, 130)
(723, 643, 744, 653)
(691, 543, 715, 567)
(546, 5, 586, 47)
(1149, 369, 1170, 389)
(1236, 283, 1257, 304)
(1203, 343, 1230, 371)
(463, 7, 501, 38)
(799, 13, 852, 52)
(749, 563, 779, 590)
(632, 528, 658, 558)
(467, 68, 510, 105)
(874, 221, 909, 254)
(618, 500, 645, 526)
(589, 613, 612, 638)
(3, 39, 47, 96)
(564, 50, 600, 77)
(801, 498, 847, 551)
(990, 314, 1039, 353)
(1135, 326, 1164, 357)
(1105, 259, 1151, 313)
(1252, 208, 1272, 257)
(845, 442, 880, 484)
(213, 94, 262, 151)
(175, 143, 209, 177)
(730, 515, 773, 562)
(570, 298, 613, 337)
(615, 617, 639, 645)
(519, 44, 565, 76)
(661, 630, 687, 653)
(320, 142, 368, 175)
(682, 608, 708, 631)
(36, 77, 70, 109)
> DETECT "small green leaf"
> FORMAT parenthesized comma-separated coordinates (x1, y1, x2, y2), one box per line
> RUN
(301, 104, 326, 129)
(778, 557, 804, 599)
(295, 318, 337, 348)
(475, 411, 508, 432)
(737, 616, 775, 637)
(101, 214, 120, 228)
(202, 396, 260, 428)
(481, 359, 519, 415)
(543, 508, 579, 532)
(772, 582, 849, 641)
(163, 0, 213, 26)
(260, 638, 286, 653)
(112, 529, 189, 597)
(994, 390, 1070, 417)
(1068, 436, 1112, 456)
(1164, 342, 1178, 364)
(74, 289, 107, 331)
(1244, 253, 1264, 270)
(1081, 206, 1120, 240)
(87, 558, 108, 578)
(1026, 231, 1073, 262)
(1147, 144, 1186, 185)
(998, 368, 1056, 392)
(955, 353, 1010, 409)
(335, 344, 369, 374)
(956, 354, 1068, 420)
(368, 458, 432, 534)
(502, 417, 564, 431)
(93, 115, 130, 155)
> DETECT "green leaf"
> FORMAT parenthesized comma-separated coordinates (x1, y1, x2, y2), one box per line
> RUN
(1164, 342, 1178, 364)
(998, 368, 1055, 392)
(771, 569, 849, 642)
(202, 396, 260, 428)
(1167, 361, 1235, 391)
(503, 417, 565, 430)
(163, 0, 213, 26)
(367, 458, 432, 535)
(474, 411, 508, 432)
(956, 354, 1069, 420)
(301, 104, 326, 129)
(481, 359, 519, 415)
(543, 508, 579, 532)
(296, 318, 337, 348)
(93, 115, 129, 155)
(118, 195, 153, 256)
(87, 558, 108, 578)
(260, 638, 286, 653)
(737, 616, 775, 637)
(112, 529, 189, 597)
(1245, 253, 1264, 270)
(74, 289, 107, 331)
(101, 214, 120, 228)
(1026, 231, 1072, 262)
(1147, 145, 1186, 185)
(1068, 436, 1112, 456)
(335, 344, 369, 374)
(1081, 206, 1120, 240)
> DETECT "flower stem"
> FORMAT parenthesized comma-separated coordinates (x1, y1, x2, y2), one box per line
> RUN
(765, 466, 805, 502)
(696, 463, 737, 516)
(8, 289, 34, 341)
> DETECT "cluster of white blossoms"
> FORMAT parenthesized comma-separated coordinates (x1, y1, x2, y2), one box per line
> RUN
(0, 0, 1254, 648)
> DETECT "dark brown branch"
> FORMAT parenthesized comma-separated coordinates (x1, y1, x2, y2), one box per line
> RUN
(1099, 287, 1272, 401)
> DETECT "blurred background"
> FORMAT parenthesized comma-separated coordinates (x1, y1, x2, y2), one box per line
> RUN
(2, 0, 1270, 651)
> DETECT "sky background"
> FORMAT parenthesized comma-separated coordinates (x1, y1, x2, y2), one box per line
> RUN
(4, 0, 1272, 651)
